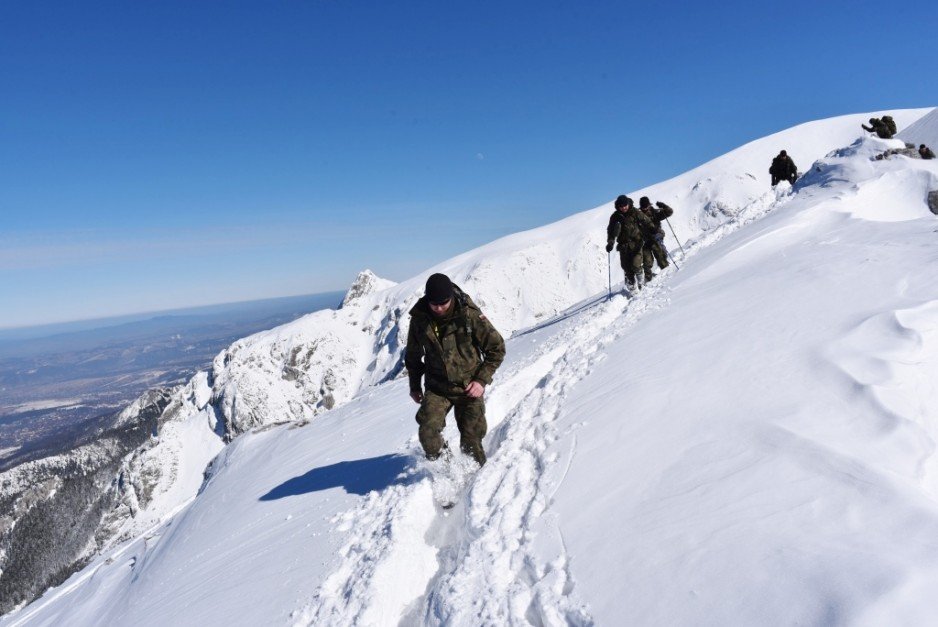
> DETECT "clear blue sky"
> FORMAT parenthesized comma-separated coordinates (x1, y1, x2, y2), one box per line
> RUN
(2, 0, 936, 328)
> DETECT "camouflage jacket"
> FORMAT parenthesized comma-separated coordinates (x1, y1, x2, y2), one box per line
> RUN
(639, 203, 674, 239)
(862, 120, 893, 139)
(405, 286, 506, 394)
(607, 208, 655, 250)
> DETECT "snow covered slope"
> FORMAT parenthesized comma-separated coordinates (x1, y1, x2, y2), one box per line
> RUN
(5, 107, 938, 625)
(94, 108, 924, 559)
(898, 107, 938, 148)
(208, 108, 931, 437)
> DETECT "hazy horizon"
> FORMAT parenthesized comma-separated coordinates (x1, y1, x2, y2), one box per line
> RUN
(0, 289, 346, 341)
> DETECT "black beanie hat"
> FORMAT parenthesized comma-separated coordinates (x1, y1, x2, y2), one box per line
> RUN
(425, 273, 454, 304)
(639, 196, 651, 208)
(615, 195, 633, 209)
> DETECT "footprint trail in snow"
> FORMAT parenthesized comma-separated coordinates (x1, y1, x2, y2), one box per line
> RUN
(294, 187, 799, 626)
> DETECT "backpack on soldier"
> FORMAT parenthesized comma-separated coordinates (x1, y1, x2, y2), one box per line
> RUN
(882, 115, 897, 136)
(452, 285, 482, 351)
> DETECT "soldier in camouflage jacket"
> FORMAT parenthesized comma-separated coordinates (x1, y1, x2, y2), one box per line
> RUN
(606, 195, 656, 289)
(638, 197, 674, 278)
(405, 273, 506, 465)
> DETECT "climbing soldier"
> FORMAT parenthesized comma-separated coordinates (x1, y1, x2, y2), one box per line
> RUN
(405, 273, 505, 466)
(769, 150, 798, 186)
(882, 115, 898, 137)
(638, 197, 674, 279)
(606, 195, 656, 291)
(920, 144, 936, 160)
(862, 117, 896, 139)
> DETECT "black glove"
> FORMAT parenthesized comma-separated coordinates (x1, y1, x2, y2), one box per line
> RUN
(605, 242, 614, 253)
(655, 201, 666, 208)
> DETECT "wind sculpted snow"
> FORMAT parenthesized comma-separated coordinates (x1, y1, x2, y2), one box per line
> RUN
(5, 108, 938, 625)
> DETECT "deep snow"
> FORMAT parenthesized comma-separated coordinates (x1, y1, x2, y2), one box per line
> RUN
(5, 107, 938, 626)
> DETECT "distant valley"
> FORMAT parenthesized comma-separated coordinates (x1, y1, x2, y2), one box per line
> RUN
(0, 292, 343, 471)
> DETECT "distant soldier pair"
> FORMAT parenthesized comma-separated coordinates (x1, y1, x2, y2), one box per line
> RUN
(862, 116, 897, 139)
(605, 195, 673, 290)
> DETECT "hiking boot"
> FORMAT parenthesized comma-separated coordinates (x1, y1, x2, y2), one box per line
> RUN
(426, 441, 451, 461)
(460, 441, 486, 466)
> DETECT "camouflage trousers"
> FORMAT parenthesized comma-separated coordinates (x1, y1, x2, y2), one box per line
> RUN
(618, 245, 643, 285)
(642, 240, 669, 276)
(416, 388, 487, 465)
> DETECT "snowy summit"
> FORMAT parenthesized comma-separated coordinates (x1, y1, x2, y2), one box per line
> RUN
(341, 270, 397, 309)
(4, 107, 938, 626)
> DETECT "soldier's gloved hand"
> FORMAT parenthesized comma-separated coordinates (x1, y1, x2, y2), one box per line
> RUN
(656, 201, 666, 208)
(410, 389, 423, 404)
(465, 381, 485, 398)
(605, 242, 614, 253)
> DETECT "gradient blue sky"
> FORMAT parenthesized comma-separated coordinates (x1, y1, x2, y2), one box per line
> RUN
(2, 0, 936, 328)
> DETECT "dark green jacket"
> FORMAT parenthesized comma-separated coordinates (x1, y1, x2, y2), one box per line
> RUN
(607, 208, 655, 250)
(405, 286, 506, 394)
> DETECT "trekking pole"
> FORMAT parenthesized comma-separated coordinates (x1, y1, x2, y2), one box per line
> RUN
(665, 218, 686, 260)
(666, 249, 681, 270)
(607, 251, 612, 299)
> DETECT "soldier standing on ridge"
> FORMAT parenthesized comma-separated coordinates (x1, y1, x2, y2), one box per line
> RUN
(405, 273, 505, 466)
(920, 144, 936, 160)
(638, 197, 674, 278)
(606, 195, 656, 291)
(769, 150, 798, 187)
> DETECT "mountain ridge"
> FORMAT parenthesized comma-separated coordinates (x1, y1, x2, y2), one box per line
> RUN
(3, 107, 938, 624)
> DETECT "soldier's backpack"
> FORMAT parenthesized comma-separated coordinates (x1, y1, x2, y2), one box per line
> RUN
(882, 115, 897, 136)
(452, 285, 482, 351)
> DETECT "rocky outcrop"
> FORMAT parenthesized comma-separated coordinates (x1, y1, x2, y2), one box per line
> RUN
(210, 271, 399, 439)
(340, 269, 397, 309)
(873, 142, 921, 161)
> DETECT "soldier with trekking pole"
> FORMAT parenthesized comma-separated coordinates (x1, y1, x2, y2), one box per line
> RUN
(605, 195, 687, 298)
(605, 195, 655, 294)
(638, 197, 683, 278)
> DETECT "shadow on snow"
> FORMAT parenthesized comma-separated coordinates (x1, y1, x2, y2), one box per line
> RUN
(260, 453, 415, 500)
(512, 290, 618, 338)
